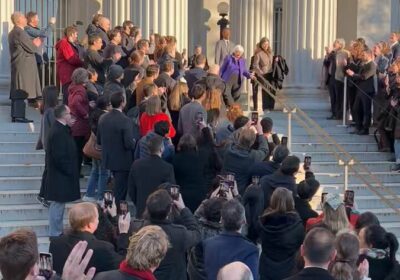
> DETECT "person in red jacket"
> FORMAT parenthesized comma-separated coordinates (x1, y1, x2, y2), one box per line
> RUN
(140, 95, 176, 138)
(68, 68, 91, 175)
(55, 25, 83, 104)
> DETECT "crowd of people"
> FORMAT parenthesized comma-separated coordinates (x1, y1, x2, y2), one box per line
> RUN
(2, 10, 400, 280)
(323, 34, 400, 171)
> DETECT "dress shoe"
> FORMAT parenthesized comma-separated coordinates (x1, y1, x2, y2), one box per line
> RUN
(357, 129, 369, 135)
(12, 117, 33, 123)
(391, 164, 400, 172)
(349, 129, 361, 134)
(326, 115, 336, 120)
(379, 147, 391, 152)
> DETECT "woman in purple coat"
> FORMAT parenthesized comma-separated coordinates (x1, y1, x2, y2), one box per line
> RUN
(220, 45, 255, 107)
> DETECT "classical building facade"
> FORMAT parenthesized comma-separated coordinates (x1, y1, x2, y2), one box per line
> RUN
(0, 0, 399, 90)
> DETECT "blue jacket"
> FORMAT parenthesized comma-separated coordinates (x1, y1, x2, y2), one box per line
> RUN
(220, 55, 251, 85)
(134, 131, 175, 163)
(203, 231, 259, 280)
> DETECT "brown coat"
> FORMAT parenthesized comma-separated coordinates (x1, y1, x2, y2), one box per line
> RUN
(252, 50, 273, 76)
(135, 77, 154, 104)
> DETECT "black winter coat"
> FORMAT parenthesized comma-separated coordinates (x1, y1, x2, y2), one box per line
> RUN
(43, 121, 80, 203)
(258, 212, 305, 280)
(50, 231, 127, 275)
(260, 170, 297, 209)
(271, 56, 289, 89)
(130, 208, 201, 280)
(128, 155, 176, 218)
(294, 196, 318, 225)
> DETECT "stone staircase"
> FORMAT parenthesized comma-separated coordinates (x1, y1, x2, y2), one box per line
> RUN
(0, 87, 400, 253)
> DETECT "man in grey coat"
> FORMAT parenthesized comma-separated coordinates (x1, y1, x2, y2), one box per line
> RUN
(8, 12, 42, 122)
(215, 27, 235, 66)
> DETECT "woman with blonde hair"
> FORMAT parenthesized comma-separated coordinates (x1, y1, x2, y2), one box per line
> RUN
(257, 187, 305, 280)
(94, 225, 170, 280)
(139, 95, 176, 138)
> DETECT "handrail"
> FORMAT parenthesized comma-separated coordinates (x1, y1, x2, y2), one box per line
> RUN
(252, 75, 400, 216)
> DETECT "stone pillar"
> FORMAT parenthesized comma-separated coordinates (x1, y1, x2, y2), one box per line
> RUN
(0, 0, 14, 89)
(282, 0, 337, 88)
(102, 0, 188, 52)
(229, 0, 274, 64)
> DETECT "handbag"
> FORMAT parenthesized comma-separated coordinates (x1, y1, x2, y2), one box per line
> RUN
(83, 132, 101, 160)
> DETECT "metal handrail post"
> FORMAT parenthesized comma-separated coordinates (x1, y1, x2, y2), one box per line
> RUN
(283, 107, 296, 151)
(339, 159, 354, 191)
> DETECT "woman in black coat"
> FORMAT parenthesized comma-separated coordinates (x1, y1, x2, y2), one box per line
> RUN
(359, 225, 400, 280)
(172, 133, 208, 212)
(257, 187, 305, 280)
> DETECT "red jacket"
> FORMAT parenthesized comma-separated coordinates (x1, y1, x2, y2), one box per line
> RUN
(139, 112, 176, 138)
(68, 84, 90, 138)
(306, 210, 359, 232)
(56, 37, 83, 85)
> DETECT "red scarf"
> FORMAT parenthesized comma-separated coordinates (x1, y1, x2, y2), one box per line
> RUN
(119, 260, 156, 280)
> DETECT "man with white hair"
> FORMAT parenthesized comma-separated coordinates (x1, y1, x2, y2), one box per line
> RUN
(97, 16, 111, 49)
(8, 11, 42, 122)
(217, 262, 254, 280)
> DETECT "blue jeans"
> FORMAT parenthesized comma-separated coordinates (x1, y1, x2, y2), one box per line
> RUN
(49, 202, 65, 237)
(395, 139, 400, 164)
(85, 159, 110, 200)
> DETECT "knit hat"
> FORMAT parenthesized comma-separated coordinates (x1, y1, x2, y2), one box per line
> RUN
(107, 65, 124, 81)
(324, 193, 343, 211)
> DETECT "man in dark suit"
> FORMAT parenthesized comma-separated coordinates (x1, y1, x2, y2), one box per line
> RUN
(203, 200, 259, 280)
(50, 202, 129, 275)
(346, 48, 377, 135)
(130, 189, 201, 280)
(43, 105, 81, 237)
(128, 135, 176, 217)
(284, 228, 336, 280)
(260, 155, 300, 209)
(154, 60, 177, 112)
(184, 54, 208, 93)
(390, 32, 400, 63)
(97, 92, 136, 205)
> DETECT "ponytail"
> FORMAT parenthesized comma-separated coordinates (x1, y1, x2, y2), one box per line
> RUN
(386, 232, 399, 264)
(329, 261, 357, 280)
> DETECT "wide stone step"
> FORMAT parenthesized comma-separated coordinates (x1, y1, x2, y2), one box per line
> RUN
(0, 142, 38, 152)
(0, 203, 76, 222)
(0, 177, 88, 190)
(0, 153, 45, 164)
(0, 132, 39, 142)
(291, 134, 377, 143)
(293, 151, 392, 162)
(0, 189, 87, 205)
(292, 143, 379, 153)
(0, 219, 68, 238)
(321, 183, 400, 196)
(316, 172, 400, 184)
(0, 122, 38, 132)
(311, 161, 394, 173)
(0, 164, 91, 177)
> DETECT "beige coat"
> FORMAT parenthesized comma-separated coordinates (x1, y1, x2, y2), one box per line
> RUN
(252, 50, 273, 76)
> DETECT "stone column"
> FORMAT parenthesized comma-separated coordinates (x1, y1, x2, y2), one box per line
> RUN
(102, 0, 188, 52)
(229, 0, 274, 64)
(282, 0, 337, 88)
(0, 0, 15, 89)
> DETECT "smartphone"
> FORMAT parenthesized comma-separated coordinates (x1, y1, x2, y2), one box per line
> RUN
(304, 156, 312, 170)
(195, 112, 204, 125)
(38, 252, 53, 280)
(344, 190, 355, 207)
(169, 185, 180, 200)
(281, 136, 288, 146)
(218, 182, 230, 198)
(251, 111, 258, 125)
(104, 191, 113, 208)
(321, 192, 328, 203)
(120, 200, 128, 216)
(225, 173, 235, 188)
